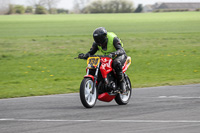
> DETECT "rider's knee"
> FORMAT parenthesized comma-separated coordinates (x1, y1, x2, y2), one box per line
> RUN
(113, 59, 122, 71)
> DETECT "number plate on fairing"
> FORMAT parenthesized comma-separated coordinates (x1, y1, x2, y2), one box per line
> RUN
(87, 57, 100, 69)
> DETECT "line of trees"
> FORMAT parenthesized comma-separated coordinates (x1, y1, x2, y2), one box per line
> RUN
(73, 0, 135, 13)
(0, 0, 143, 15)
(0, 0, 68, 15)
(28, 0, 64, 14)
(6, 5, 69, 14)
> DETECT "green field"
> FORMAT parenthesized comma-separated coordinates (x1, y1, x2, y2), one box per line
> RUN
(0, 12, 200, 98)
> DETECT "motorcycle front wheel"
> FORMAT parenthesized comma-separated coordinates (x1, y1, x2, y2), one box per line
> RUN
(80, 78, 97, 108)
(115, 76, 132, 105)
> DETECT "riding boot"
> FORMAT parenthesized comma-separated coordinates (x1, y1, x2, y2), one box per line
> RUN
(117, 71, 126, 94)
(119, 79, 126, 94)
(112, 55, 127, 94)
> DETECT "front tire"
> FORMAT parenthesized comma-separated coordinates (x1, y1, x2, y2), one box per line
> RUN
(115, 76, 132, 105)
(80, 78, 97, 108)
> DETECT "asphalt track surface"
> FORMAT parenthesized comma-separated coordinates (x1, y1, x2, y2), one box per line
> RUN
(0, 84, 200, 133)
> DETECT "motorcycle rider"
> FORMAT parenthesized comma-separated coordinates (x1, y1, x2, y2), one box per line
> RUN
(79, 27, 127, 94)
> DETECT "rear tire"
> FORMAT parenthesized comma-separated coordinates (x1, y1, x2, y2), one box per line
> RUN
(115, 76, 132, 105)
(80, 78, 97, 108)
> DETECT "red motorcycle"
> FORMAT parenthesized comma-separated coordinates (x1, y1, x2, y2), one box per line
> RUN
(78, 55, 132, 108)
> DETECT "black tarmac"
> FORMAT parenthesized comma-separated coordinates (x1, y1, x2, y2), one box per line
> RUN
(0, 84, 200, 133)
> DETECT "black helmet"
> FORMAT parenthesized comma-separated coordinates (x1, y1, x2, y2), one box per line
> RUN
(93, 27, 107, 44)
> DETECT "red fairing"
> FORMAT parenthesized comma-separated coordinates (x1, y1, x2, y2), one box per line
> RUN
(84, 75, 94, 81)
(122, 61, 128, 73)
(100, 57, 113, 78)
(98, 93, 116, 102)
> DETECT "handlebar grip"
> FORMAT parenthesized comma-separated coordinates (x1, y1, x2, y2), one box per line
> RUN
(89, 55, 110, 58)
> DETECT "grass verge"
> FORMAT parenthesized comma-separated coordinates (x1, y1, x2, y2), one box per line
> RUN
(0, 12, 200, 98)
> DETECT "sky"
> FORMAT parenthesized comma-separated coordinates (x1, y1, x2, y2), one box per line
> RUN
(10, 0, 200, 9)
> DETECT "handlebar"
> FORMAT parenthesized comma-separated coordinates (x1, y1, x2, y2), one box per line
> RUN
(88, 55, 110, 58)
(74, 55, 111, 59)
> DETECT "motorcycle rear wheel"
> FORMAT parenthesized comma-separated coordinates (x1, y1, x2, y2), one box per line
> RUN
(80, 78, 97, 108)
(115, 76, 132, 105)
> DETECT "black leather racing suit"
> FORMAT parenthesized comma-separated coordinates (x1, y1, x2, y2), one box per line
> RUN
(86, 37, 127, 83)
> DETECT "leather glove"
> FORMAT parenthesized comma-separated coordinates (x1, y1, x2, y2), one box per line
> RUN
(78, 53, 85, 59)
(108, 52, 117, 58)
(78, 53, 90, 59)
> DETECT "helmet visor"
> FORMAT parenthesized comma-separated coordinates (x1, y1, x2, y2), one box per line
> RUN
(93, 35, 106, 44)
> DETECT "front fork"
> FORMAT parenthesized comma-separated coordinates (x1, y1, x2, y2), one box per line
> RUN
(85, 63, 100, 94)
(92, 63, 100, 94)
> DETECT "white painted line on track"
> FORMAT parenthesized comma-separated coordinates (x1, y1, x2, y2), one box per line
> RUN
(1, 118, 200, 123)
